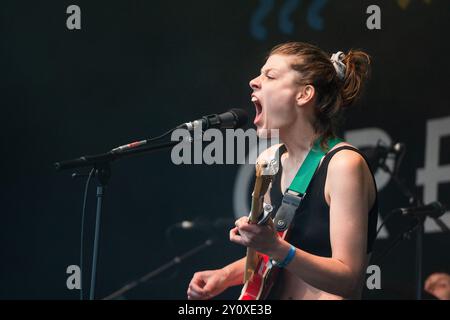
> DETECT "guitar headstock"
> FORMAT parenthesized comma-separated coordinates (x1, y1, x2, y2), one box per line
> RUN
(253, 158, 278, 204)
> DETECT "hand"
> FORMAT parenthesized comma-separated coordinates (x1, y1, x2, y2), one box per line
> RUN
(425, 272, 450, 300)
(229, 216, 282, 256)
(187, 269, 229, 300)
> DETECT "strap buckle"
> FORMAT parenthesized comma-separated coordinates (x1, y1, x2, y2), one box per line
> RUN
(273, 191, 305, 232)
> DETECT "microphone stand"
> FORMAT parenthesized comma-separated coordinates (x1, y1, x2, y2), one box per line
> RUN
(374, 160, 426, 299)
(55, 110, 248, 300)
(55, 139, 184, 300)
(374, 213, 426, 299)
(102, 238, 215, 300)
(90, 163, 110, 300)
(54, 140, 180, 171)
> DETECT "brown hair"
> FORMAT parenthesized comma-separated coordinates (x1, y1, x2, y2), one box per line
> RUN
(269, 42, 371, 149)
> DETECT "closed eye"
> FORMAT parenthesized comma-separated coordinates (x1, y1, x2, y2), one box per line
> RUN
(260, 68, 277, 80)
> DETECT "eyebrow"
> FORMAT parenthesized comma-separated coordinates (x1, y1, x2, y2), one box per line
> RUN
(260, 68, 277, 74)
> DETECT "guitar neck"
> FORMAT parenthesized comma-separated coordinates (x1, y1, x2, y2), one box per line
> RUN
(244, 195, 263, 282)
(242, 161, 275, 283)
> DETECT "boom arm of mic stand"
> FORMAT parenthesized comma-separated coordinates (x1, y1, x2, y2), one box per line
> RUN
(432, 217, 450, 233)
(379, 163, 417, 204)
(373, 218, 421, 265)
(102, 238, 215, 300)
(54, 140, 180, 171)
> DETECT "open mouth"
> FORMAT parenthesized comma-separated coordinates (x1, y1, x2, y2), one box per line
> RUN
(252, 96, 263, 125)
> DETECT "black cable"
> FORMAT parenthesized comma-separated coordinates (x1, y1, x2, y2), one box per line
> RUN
(111, 126, 182, 154)
(80, 168, 95, 300)
(375, 144, 409, 238)
(145, 126, 181, 144)
(376, 209, 397, 238)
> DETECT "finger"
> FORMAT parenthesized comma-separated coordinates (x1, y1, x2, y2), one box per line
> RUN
(264, 218, 279, 235)
(202, 282, 216, 297)
(189, 281, 206, 294)
(188, 282, 209, 297)
(232, 226, 255, 242)
(187, 288, 194, 300)
(234, 216, 249, 228)
(229, 227, 246, 246)
(238, 223, 261, 234)
(424, 278, 433, 291)
(229, 227, 239, 240)
(425, 274, 439, 288)
(187, 288, 206, 300)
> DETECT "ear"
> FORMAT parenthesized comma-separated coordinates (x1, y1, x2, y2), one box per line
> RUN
(296, 84, 315, 107)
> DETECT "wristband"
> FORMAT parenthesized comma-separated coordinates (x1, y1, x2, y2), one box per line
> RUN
(271, 245, 296, 268)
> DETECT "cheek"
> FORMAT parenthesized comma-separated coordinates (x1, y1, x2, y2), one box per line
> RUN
(265, 90, 297, 123)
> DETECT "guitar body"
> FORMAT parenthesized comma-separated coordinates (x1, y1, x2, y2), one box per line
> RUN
(239, 231, 287, 300)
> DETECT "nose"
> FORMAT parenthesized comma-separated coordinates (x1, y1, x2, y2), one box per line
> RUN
(249, 75, 261, 90)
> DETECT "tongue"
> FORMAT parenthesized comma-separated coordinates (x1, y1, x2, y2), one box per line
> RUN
(254, 112, 262, 125)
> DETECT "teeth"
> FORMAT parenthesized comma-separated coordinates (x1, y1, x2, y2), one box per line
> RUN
(251, 97, 258, 102)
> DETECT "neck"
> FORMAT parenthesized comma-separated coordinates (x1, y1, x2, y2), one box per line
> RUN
(280, 117, 319, 165)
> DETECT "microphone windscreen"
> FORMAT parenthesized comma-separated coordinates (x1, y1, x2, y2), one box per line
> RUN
(229, 108, 249, 128)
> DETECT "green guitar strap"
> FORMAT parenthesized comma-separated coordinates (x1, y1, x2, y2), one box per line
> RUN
(273, 137, 343, 232)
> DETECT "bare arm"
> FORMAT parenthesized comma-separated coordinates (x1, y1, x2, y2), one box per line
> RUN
(221, 257, 246, 287)
(232, 150, 374, 298)
(269, 151, 372, 297)
(187, 257, 246, 299)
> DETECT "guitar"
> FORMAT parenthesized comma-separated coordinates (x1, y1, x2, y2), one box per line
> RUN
(238, 158, 285, 300)
(238, 138, 343, 300)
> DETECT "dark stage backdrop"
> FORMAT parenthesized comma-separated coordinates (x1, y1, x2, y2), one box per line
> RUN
(1, 0, 449, 299)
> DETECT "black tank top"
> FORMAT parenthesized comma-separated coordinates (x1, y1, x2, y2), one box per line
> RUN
(269, 145, 378, 257)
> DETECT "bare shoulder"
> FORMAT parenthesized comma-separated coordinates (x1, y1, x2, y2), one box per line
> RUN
(325, 142, 376, 208)
(327, 143, 368, 175)
(326, 143, 376, 202)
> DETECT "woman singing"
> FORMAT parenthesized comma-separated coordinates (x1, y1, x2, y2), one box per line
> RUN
(187, 42, 378, 300)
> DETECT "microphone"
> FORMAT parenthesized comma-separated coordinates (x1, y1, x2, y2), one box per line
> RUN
(394, 201, 446, 219)
(360, 142, 405, 172)
(179, 108, 248, 131)
(363, 142, 404, 158)
(378, 142, 404, 156)
(110, 109, 248, 153)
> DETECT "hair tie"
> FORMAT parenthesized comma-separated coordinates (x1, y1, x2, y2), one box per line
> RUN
(330, 51, 346, 80)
